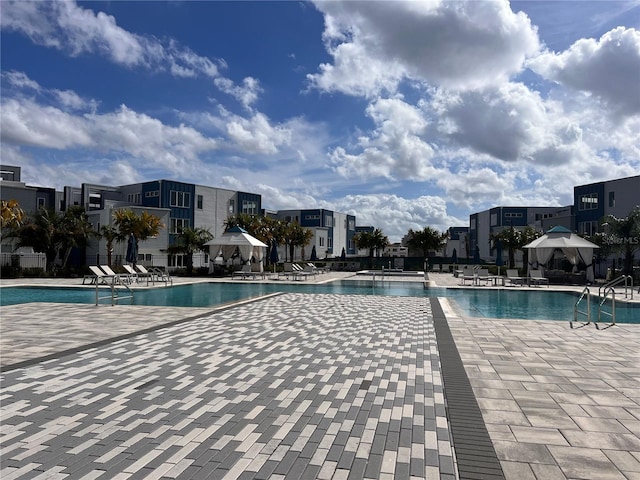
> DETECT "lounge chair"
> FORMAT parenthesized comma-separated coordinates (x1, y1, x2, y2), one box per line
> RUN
(476, 268, 491, 285)
(292, 263, 314, 280)
(529, 270, 549, 287)
(232, 264, 256, 280)
(506, 269, 525, 286)
(88, 265, 120, 285)
(122, 265, 139, 283)
(150, 266, 173, 285)
(459, 265, 477, 285)
(101, 265, 133, 284)
(134, 264, 155, 284)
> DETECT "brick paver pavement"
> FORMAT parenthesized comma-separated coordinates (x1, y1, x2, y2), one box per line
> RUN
(1, 293, 456, 479)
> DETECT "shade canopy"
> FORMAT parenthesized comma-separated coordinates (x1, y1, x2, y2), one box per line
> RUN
(204, 227, 268, 270)
(523, 226, 599, 282)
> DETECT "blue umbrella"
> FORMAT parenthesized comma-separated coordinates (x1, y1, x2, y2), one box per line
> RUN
(473, 245, 480, 264)
(495, 241, 503, 275)
(125, 233, 137, 265)
(269, 240, 279, 272)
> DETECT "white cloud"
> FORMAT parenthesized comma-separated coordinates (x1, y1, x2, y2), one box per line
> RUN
(1, 98, 94, 149)
(221, 110, 292, 155)
(332, 194, 460, 241)
(329, 97, 437, 180)
(1, 0, 221, 78)
(214, 76, 263, 110)
(529, 26, 640, 118)
(309, 0, 541, 95)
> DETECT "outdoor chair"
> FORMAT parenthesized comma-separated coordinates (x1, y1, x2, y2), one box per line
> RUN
(529, 270, 549, 287)
(506, 269, 526, 286)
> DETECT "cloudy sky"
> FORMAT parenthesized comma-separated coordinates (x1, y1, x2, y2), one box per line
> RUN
(1, 0, 639, 241)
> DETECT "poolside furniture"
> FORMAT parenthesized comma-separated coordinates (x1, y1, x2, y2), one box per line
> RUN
(88, 266, 121, 285)
(122, 265, 140, 283)
(292, 263, 314, 280)
(459, 265, 477, 285)
(232, 264, 257, 280)
(134, 264, 156, 284)
(529, 269, 549, 287)
(101, 265, 134, 284)
(476, 268, 491, 286)
(506, 269, 526, 286)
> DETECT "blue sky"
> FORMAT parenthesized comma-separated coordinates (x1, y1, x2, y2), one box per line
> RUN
(2, 0, 639, 241)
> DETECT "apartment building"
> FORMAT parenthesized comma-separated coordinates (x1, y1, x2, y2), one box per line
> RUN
(468, 175, 639, 265)
(574, 175, 640, 236)
(271, 208, 356, 260)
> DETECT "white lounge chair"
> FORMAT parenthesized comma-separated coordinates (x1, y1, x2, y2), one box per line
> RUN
(529, 270, 549, 287)
(88, 265, 120, 285)
(232, 264, 256, 280)
(101, 265, 133, 284)
(506, 269, 526, 286)
(122, 265, 139, 283)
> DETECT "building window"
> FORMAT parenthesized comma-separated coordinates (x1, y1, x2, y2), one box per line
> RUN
(241, 200, 257, 215)
(170, 218, 190, 234)
(578, 221, 598, 236)
(319, 237, 325, 247)
(197, 195, 203, 210)
(305, 214, 320, 220)
(228, 199, 235, 214)
(37, 197, 46, 209)
(348, 220, 355, 230)
(325, 215, 332, 227)
(127, 193, 141, 204)
(579, 193, 598, 210)
(505, 213, 523, 218)
(609, 192, 615, 208)
(145, 190, 159, 198)
(170, 191, 190, 208)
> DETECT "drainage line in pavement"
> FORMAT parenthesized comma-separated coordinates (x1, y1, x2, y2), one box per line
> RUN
(430, 298, 505, 480)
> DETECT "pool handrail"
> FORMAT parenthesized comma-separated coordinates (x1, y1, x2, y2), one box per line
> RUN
(571, 286, 591, 329)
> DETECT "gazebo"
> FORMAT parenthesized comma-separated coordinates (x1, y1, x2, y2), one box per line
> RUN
(204, 227, 268, 273)
(523, 226, 599, 282)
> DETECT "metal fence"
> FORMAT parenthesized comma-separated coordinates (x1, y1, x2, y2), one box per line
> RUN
(0, 252, 47, 269)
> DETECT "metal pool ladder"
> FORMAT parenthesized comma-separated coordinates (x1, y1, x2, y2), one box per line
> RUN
(596, 286, 616, 330)
(95, 280, 134, 306)
(571, 287, 591, 328)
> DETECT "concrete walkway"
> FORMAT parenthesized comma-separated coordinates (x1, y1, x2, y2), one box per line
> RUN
(1, 274, 639, 479)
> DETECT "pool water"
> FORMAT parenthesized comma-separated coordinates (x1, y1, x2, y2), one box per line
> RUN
(1, 281, 638, 323)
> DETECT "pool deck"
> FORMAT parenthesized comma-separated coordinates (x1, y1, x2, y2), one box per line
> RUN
(1, 273, 639, 479)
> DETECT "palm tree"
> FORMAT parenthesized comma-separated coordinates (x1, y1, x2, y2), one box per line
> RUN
(1, 200, 25, 233)
(354, 228, 389, 267)
(490, 226, 541, 269)
(599, 207, 640, 276)
(13, 206, 96, 272)
(406, 227, 447, 260)
(283, 222, 313, 261)
(167, 227, 213, 275)
(99, 225, 121, 267)
(111, 209, 163, 266)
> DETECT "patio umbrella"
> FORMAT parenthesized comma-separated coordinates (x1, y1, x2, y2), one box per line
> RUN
(451, 248, 458, 264)
(269, 240, 279, 272)
(125, 233, 137, 265)
(473, 245, 480, 264)
(310, 245, 318, 261)
(495, 241, 503, 276)
(341, 247, 346, 261)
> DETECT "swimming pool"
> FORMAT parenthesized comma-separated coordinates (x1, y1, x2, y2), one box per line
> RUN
(1, 281, 638, 323)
